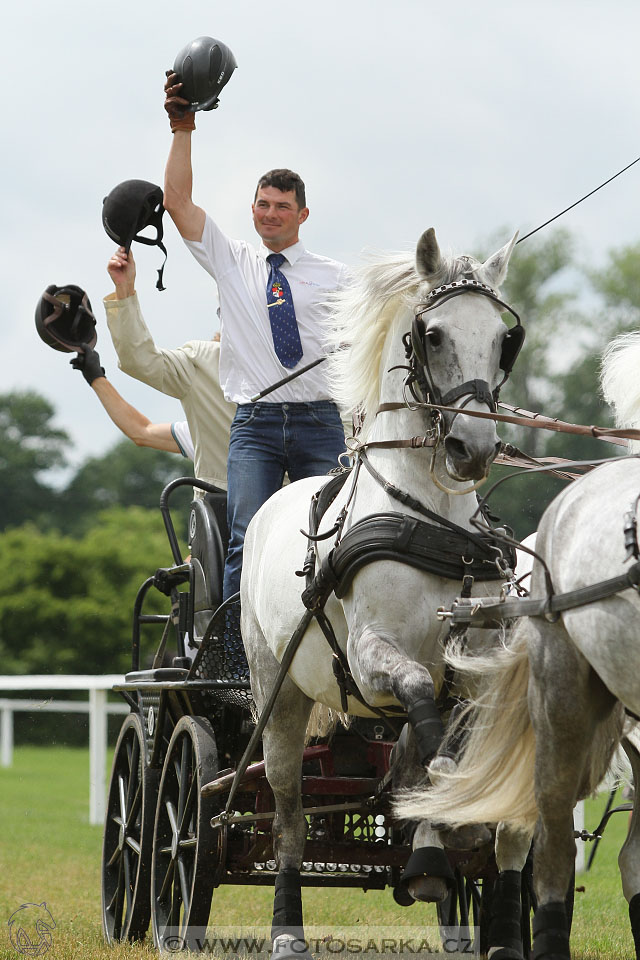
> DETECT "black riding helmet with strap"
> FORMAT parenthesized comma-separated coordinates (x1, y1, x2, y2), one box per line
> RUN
(35, 284, 97, 353)
(173, 36, 237, 112)
(102, 180, 167, 291)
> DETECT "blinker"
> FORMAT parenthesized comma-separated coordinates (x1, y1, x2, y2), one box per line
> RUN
(410, 314, 428, 367)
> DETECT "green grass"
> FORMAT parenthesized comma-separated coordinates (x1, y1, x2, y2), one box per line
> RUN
(0, 746, 634, 958)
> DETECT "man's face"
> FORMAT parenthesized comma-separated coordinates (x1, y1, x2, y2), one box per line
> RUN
(252, 185, 309, 252)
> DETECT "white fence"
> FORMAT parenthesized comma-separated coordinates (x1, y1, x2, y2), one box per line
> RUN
(0, 675, 128, 825)
(0, 674, 588, 867)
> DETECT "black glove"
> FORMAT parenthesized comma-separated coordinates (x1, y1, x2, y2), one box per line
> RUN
(70, 346, 105, 386)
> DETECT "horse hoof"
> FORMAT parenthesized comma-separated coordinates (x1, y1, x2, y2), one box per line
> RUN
(488, 949, 524, 959)
(438, 822, 492, 850)
(408, 875, 448, 903)
(397, 846, 454, 904)
(271, 935, 312, 960)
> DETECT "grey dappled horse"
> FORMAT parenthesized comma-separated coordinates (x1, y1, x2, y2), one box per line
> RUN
(398, 332, 640, 959)
(241, 228, 524, 959)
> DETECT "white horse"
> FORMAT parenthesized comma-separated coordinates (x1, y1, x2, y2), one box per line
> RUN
(241, 227, 525, 959)
(396, 331, 640, 960)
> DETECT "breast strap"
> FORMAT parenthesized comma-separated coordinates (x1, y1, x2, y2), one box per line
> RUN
(301, 511, 510, 613)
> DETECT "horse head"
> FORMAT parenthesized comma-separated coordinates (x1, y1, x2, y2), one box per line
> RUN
(413, 228, 520, 481)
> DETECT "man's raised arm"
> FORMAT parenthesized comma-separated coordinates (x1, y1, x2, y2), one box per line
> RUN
(163, 72, 206, 241)
(70, 346, 180, 453)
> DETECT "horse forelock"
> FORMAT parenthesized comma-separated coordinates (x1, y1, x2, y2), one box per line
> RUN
(324, 248, 490, 431)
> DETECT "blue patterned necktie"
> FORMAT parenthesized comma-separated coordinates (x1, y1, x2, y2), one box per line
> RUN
(265, 253, 303, 368)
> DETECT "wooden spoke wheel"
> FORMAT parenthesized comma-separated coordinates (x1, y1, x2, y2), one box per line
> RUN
(437, 855, 575, 958)
(436, 867, 487, 955)
(151, 715, 222, 952)
(102, 712, 159, 943)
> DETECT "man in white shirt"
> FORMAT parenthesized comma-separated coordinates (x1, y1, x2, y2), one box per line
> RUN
(163, 76, 348, 600)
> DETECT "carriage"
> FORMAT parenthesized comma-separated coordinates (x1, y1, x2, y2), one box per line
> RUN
(101, 471, 556, 956)
(101, 227, 640, 960)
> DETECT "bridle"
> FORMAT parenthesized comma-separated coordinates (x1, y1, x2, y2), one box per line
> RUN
(361, 277, 527, 497)
(405, 278, 525, 430)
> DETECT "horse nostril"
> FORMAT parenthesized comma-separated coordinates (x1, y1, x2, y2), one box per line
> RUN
(445, 437, 469, 462)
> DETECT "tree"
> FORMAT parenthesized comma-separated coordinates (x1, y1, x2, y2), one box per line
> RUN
(589, 241, 640, 325)
(475, 231, 586, 536)
(0, 391, 70, 532)
(0, 506, 187, 677)
(483, 233, 640, 538)
(58, 438, 193, 535)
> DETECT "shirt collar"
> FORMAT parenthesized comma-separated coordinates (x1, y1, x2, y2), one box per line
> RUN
(259, 240, 306, 266)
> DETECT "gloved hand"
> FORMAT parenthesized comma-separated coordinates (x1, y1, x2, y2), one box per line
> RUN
(70, 345, 105, 385)
(164, 71, 195, 132)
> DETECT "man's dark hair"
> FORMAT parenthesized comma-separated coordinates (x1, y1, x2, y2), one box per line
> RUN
(254, 169, 306, 209)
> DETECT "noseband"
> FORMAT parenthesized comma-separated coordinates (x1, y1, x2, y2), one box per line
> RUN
(407, 278, 525, 427)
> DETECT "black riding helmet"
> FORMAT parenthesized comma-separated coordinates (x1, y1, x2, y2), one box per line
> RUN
(102, 180, 167, 290)
(35, 284, 97, 353)
(173, 36, 237, 112)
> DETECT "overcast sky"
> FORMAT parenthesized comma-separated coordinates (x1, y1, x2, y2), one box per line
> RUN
(5, 0, 640, 475)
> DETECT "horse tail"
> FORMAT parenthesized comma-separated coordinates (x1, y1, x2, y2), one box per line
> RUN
(394, 622, 537, 830)
(580, 704, 627, 796)
(601, 331, 640, 452)
(305, 703, 349, 742)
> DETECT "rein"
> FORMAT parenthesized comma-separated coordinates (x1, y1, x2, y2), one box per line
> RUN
(355, 448, 502, 556)
(376, 400, 640, 445)
(402, 399, 640, 445)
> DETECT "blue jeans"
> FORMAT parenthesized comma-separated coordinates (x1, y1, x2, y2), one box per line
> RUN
(223, 401, 346, 600)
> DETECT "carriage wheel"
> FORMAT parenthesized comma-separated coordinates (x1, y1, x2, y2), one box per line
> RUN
(102, 712, 159, 942)
(151, 715, 222, 951)
(436, 857, 575, 958)
(436, 867, 486, 954)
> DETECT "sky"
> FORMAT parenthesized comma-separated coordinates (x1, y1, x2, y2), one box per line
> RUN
(4, 0, 640, 475)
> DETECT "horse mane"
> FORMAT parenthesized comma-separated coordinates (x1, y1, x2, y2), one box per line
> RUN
(325, 248, 488, 433)
(600, 331, 640, 453)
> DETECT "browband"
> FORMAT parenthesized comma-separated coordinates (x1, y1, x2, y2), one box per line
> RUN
(415, 279, 521, 327)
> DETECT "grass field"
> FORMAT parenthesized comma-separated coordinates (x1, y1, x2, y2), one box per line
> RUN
(0, 746, 633, 959)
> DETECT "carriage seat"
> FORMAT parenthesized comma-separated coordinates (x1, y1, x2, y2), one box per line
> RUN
(188, 488, 228, 640)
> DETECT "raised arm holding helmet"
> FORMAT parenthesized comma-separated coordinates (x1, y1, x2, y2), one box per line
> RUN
(162, 39, 349, 601)
(103, 245, 234, 490)
(35, 280, 194, 458)
(163, 72, 205, 241)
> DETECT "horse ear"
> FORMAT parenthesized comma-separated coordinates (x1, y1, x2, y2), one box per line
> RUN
(416, 228, 442, 279)
(480, 231, 519, 289)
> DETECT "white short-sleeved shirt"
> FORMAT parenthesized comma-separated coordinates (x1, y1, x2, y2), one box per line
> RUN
(184, 215, 350, 405)
(171, 420, 194, 460)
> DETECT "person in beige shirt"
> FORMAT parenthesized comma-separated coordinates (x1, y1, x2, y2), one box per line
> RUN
(104, 246, 234, 490)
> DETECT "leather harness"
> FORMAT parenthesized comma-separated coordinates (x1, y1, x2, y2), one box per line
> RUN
(291, 280, 523, 712)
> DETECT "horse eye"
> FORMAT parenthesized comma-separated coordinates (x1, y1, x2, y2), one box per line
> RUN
(426, 328, 442, 348)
